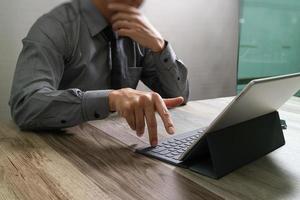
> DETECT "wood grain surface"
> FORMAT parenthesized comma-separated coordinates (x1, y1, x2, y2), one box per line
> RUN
(0, 120, 221, 199)
(1, 97, 300, 200)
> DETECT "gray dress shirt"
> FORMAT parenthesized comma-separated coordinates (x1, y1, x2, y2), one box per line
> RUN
(9, 0, 189, 130)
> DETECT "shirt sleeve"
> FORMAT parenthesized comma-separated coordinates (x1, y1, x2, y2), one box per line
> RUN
(141, 42, 190, 103)
(9, 15, 111, 130)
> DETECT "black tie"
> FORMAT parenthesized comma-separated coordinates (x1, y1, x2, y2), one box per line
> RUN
(101, 26, 129, 89)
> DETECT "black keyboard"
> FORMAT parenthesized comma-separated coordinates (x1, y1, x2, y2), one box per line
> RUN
(148, 131, 203, 160)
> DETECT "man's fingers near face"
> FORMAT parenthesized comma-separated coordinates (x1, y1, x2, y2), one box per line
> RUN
(108, 3, 140, 14)
(116, 28, 136, 38)
(111, 12, 142, 25)
(112, 20, 142, 32)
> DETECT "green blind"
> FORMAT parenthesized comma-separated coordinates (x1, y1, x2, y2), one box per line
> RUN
(238, 0, 300, 95)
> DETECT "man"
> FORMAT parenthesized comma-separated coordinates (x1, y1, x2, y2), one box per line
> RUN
(9, 0, 189, 146)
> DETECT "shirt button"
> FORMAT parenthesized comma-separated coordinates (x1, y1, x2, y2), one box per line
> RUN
(94, 112, 100, 119)
(76, 90, 82, 96)
(163, 58, 169, 63)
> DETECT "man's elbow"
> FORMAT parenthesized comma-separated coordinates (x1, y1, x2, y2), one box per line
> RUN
(9, 100, 39, 131)
(11, 109, 34, 131)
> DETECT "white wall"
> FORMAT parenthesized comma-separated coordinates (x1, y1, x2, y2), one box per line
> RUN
(0, 0, 239, 120)
(141, 0, 240, 100)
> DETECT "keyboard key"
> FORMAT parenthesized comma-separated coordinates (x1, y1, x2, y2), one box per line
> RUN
(177, 149, 185, 153)
(174, 138, 182, 141)
(175, 141, 183, 145)
(169, 148, 177, 152)
(163, 141, 174, 145)
(166, 153, 174, 158)
(158, 150, 171, 155)
(151, 147, 166, 153)
(173, 155, 182, 160)
(168, 139, 176, 143)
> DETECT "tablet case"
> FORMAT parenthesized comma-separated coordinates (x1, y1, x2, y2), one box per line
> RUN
(183, 111, 285, 179)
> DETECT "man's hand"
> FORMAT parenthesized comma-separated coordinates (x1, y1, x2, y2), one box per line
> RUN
(108, 88, 184, 146)
(108, 3, 165, 52)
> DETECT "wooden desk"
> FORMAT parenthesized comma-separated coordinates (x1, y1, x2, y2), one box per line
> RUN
(1, 97, 300, 200)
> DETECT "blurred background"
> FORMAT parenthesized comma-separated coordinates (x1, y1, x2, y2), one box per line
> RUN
(238, 0, 300, 94)
(0, 0, 299, 121)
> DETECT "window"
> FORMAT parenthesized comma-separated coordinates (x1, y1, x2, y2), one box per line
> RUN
(238, 0, 300, 96)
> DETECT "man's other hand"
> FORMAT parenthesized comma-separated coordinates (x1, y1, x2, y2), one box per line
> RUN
(108, 88, 184, 146)
(108, 3, 165, 53)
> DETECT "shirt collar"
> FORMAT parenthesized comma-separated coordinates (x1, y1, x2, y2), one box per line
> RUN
(78, 0, 108, 37)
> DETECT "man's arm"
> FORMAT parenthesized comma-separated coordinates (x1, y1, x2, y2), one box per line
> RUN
(140, 43, 189, 102)
(108, 3, 189, 102)
(9, 15, 111, 130)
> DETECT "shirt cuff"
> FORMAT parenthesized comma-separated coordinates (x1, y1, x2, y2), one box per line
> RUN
(151, 41, 177, 70)
(82, 90, 112, 121)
